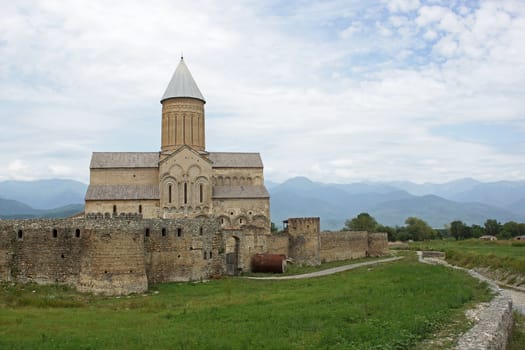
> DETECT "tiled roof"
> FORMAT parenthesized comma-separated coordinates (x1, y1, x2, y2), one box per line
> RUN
(85, 184, 159, 200)
(208, 152, 263, 168)
(90, 152, 159, 168)
(213, 185, 269, 199)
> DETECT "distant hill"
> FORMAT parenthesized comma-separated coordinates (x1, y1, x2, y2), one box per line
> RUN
(368, 195, 521, 228)
(269, 177, 525, 230)
(1, 177, 524, 229)
(0, 198, 84, 219)
(0, 197, 40, 216)
(0, 179, 87, 209)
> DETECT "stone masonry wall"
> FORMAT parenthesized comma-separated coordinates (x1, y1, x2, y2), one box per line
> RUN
(286, 217, 321, 266)
(77, 219, 147, 295)
(320, 231, 369, 262)
(0, 219, 84, 286)
(0, 216, 223, 295)
(266, 234, 289, 255)
(222, 226, 272, 273)
(143, 218, 221, 283)
(368, 233, 389, 257)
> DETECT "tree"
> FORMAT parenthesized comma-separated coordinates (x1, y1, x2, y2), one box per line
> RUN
(344, 213, 379, 232)
(376, 224, 396, 241)
(484, 219, 500, 236)
(404, 217, 436, 241)
(470, 224, 484, 238)
(450, 220, 466, 240)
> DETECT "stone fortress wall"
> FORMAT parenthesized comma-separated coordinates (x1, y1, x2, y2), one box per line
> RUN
(0, 216, 388, 295)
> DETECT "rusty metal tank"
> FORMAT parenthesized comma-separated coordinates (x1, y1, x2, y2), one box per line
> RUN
(251, 254, 287, 273)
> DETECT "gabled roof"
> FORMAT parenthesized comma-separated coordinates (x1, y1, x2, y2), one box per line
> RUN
(85, 184, 159, 200)
(90, 152, 159, 169)
(208, 152, 263, 168)
(161, 58, 205, 103)
(159, 144, 212, 166)
(213, 185, 269, 199)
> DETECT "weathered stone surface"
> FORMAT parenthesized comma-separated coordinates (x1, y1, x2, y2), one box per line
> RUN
(320, 231, 368, 262)
(0, 216, 389, 294)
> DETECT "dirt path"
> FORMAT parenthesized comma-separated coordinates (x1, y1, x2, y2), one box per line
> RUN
(244, 256, 403, 280)
(502, 288, 525, 315)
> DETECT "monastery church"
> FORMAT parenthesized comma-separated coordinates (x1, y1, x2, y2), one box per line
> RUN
(85, 58, 270, 232)
(0, 58, 387, 295)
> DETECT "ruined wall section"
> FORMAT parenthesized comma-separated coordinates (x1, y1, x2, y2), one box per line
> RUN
(320, 231, 368, 262)
(144, 218, 221, 283)
(286, 217, 320, 266)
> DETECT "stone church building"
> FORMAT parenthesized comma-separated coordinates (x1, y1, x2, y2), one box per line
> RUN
(0, 58, 387, 295)
(85, 58, 270, 232)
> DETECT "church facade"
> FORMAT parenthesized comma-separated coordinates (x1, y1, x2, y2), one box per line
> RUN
(85, 58, 270, 232)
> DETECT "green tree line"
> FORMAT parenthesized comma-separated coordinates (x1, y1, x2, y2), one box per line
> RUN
(343, 212, 525, 241)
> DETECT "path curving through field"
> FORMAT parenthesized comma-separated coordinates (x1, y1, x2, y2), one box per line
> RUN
(502, 288, 525, 315)
(244, 256, 403, 280)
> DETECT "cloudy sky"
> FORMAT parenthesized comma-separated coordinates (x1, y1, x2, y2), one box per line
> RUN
(1, 0, 524, 184)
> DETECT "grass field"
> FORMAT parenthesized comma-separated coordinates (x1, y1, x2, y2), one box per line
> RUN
(0, 256, 491, 349)
(408, 239, 525, 275)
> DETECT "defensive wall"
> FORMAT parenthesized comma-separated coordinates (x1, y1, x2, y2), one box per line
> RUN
(0, 216, 389, 295)
(0, 216, 222, 295)
(277, 218, 389, 264)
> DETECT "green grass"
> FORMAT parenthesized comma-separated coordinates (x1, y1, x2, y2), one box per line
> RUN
(243, 255, 391, 277)
(510, 312, 525, 350)
(0, 256, 491, 349)
(409, 239, 525, 275)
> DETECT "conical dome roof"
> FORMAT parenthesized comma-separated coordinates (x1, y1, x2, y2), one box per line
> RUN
(161, 58, 205, 103)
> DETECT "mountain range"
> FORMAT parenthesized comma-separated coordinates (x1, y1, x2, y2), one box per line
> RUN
(0, 179, 86, 219)
(0, 177, 524, 230)
(269, 177, 525, 230)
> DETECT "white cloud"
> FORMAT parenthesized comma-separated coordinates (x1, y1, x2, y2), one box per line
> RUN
(384, 0, 420, 13)
(340, 22, 361, 38)
(423, 29, 438, 40)
(0, 0, 524, 184)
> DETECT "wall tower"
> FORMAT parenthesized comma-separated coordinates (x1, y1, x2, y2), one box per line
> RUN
(160, 57, 206, 153)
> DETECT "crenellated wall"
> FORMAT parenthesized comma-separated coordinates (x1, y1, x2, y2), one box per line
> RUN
(0, 216, 389, 295)
(0, 217, 222, 295)
(276, 218, 389, 266)
(286, 217, 321, 266)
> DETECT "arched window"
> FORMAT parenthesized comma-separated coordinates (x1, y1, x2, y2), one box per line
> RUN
(138, 205, 142, 214)
(184, 183, 188, 204)
(113, 205, 117, 214)
(17, 230, 23, 240)
(199, 183, 204, 203)
(168, 184, 172, 203)
(75, 229, 81, 238)
(52, 229, 58, 238)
